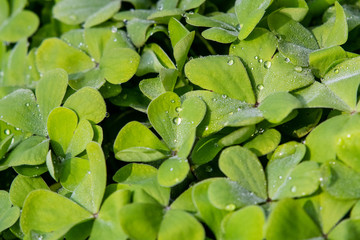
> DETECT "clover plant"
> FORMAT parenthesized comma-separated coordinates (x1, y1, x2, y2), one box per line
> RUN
(1, 0, 360, 239)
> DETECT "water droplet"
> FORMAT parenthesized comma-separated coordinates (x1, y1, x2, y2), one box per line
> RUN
(205, 166, 213, 172)
(258, 59, 263, 63)
(227, 59, 234, 65)
(237, 106, 243, 111)
(91, 58, 96, 62)
(158, 4, 163, 10)
(170, 168, 173, 171)
(279, 176, 283, 179)
(15, 127, 20, 131)
(78, 42, 84, 47)
(111, 26, 117, 33)
(4, 129, 10, 135)
(264, 61, 271, 69)
(25, 103, 30, 107)
(191, 121, 194, 124)
(294, 66, 303, 72)
(235, 24, 241, 31)
(171, 100, 175, 103)
(28, 65, 32, 70)
(258, 128, 264, 134)
(291, 186, 296, 192)
(319, 177, 323, 182)
(173, 117, 181, 125)
(174, 139, 178, 143)
(251, 67, 254, 70)
(87, 171, 91, 174)
(212, 98, 217, 102)
(225, 204, 236, 211)
(254, 56, 259, 60)
(285, 58, 290, 63)
(105, 112, 110, 118)
(334, 68, 339, 74)
(257, 84, 264, 91)
(175, 178, 180, 182)
(165, 110, 169, 114)
(175, 107, 182, 113)
(222, 94, 227, 99)
(205, 126, 209, 131)
(113, 38, 117, 42)
(288, 176, 292, 180)
(123, 19, 128, 24)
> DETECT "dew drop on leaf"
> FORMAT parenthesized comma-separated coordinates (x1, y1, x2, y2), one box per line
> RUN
(257, 84, 264, 91)
(334, 68, 339, 74)
(4, 129, 10, 135)
(291, 186, 296, 193)
(111, 26, 117, 33)
(264, 61, 271, 69)
(225, 204, 236, 211)
(175, 107, 182, 113)
(170, 168, 173, 171)
(105, 112, 110, 118)
(25, 103, 30, 107)
(173, 117, 182, 125)
(254, 56, 259, 60)
(258, 59, 263, 63)
(227, 59, 234, 65)
(279, 176, 283, 179)
(171, 100, 175, 103)
(294, 66, 303, 72)
(212, 98, 217, 102)
(222, 94, 227, 99)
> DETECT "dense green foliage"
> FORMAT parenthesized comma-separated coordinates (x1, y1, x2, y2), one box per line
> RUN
(1, 0, 360, 239)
